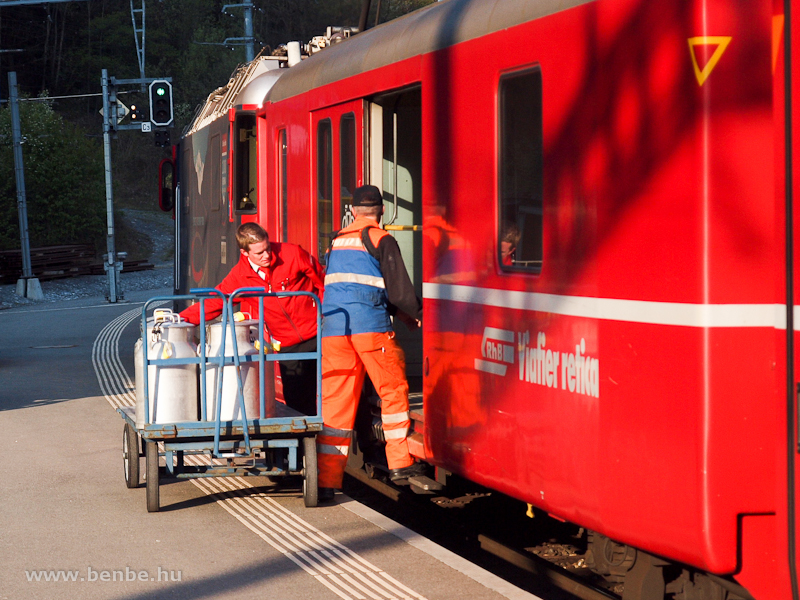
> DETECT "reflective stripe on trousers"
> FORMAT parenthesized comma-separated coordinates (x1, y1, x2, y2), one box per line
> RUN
(317, 331, 414, 489)
(381, 409, 410, 439)
(317, 425, 352, 459)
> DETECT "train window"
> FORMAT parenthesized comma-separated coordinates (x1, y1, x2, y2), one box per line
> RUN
(235, 114, 257, 213)
(279, 129, 288, 242)
(221, 134, 228, 209)
(317, 119, 333, 260)
(340, 113, 356, 228)
(498, 67, 543, 272)
(210, 133, 221, 212)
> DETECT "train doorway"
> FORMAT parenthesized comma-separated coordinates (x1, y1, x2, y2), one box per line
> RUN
(367, 87, 423, 394)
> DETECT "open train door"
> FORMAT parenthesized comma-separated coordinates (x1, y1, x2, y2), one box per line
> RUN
(365, 89, 423, 394)
(311, 100, 366, 260)
(311, 93, 423, 392)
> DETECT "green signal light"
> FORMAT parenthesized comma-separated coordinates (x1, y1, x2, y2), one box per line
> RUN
(156, 87, 166, 96)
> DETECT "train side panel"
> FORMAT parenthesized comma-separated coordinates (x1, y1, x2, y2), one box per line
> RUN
(420, 0, 782, 584)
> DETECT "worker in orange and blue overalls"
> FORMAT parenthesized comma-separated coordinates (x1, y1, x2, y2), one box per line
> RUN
(316, 185, 424, 503)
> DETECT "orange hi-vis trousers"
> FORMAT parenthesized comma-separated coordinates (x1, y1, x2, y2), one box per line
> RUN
(317, 331, 414, 489)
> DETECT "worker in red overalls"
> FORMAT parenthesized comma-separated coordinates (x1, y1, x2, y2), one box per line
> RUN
(316, 185, 424, 503)
(180, 222, 324, 416)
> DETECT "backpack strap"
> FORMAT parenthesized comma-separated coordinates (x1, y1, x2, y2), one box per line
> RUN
(360, 225, 381, 260)
(322, 229, 341, 266)
(326, 225, 382, 263)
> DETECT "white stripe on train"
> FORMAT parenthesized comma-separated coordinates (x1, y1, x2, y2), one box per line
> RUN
(424, 283, 794, 329)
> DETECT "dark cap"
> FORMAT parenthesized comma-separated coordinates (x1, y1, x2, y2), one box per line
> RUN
(352, 185, 383, 207)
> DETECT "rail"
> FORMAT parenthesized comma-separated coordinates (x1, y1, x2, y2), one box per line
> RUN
(0, 244, 153, 284)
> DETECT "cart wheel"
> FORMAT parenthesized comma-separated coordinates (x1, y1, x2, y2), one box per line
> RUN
(145, 440, 160, 513)
(302, 436, 319, 508)
(123, 424, 140, 488)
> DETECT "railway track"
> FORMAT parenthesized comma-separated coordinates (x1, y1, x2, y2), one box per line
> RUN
(343, 464, 619, 600)
(0, 244, 153, 284)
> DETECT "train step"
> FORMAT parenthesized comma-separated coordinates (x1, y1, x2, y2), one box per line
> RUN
(408, 475, 443, 494)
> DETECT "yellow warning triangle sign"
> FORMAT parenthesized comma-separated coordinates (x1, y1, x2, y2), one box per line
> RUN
(688, 36, 732, 86)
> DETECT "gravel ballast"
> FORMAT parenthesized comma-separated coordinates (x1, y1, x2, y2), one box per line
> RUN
(1, 209, 175, 311)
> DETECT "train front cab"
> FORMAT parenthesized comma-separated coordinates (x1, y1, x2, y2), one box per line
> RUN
(175, 105, 261, 297)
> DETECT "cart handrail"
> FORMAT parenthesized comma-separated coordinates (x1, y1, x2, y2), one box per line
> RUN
(221, 287, 322, 457)
(138, 289, 322, 459)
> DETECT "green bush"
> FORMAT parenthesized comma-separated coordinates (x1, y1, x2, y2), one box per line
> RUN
(0, 97, 106, 252)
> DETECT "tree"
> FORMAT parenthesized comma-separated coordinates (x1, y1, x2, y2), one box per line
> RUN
(0, 96, 106, 251)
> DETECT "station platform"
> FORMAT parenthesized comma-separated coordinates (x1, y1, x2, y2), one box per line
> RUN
(0, 289, 542, 600)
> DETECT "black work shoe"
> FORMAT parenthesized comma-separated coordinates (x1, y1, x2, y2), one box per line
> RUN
(389, 462, 427, 482)
(318, 487, 335, 503)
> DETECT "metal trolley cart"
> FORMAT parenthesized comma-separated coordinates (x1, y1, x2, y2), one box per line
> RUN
(117, 287, 323, 511)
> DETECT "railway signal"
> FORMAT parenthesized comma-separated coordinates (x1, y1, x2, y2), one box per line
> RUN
(100, 72, 172, 302)
(130, 104, 145, 123)
(154, 129, 171, 147)
(149, 80, 173, 127)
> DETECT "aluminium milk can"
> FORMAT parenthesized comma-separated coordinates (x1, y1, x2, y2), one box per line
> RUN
(204, 320, 275, 421)
(134, 313, 198, 428)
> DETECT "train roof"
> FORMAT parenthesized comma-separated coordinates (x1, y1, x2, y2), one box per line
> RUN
(265, 0, 589, 104)
(185, 54, 283, 136)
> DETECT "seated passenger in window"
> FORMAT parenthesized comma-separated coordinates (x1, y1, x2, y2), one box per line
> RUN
(501, 224, 520, 266)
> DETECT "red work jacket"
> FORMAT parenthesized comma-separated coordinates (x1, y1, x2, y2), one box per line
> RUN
(181, 243, 325, 348)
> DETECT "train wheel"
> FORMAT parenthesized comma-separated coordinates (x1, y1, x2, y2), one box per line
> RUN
(145, 440, 160, 513)
(302, 436, 318, 508)
(123, 424, 140, 488)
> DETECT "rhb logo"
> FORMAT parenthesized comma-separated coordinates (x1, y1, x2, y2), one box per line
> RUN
(474, 327, 515, 376)
(473, 326, 601, 398)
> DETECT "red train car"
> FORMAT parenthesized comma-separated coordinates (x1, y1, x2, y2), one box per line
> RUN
(176, 0, 800, 598)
